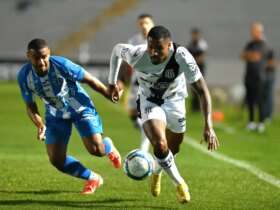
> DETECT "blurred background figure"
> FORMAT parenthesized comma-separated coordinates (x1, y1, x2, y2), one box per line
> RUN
(263, 49, 277, 122)
(128, 13, 155, 46)
(119, 14, 155, 152)
(187, 27, 208, 112)
(241, 22, 271, 133)
(15, 0, 36, 13)
(118, 14, 155, 102)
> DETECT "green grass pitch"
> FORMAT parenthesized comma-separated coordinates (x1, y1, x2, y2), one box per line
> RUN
(0, 82, 279, 210)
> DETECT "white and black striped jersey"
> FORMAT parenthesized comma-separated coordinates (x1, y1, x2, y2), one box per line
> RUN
(109, 43, 202, 102)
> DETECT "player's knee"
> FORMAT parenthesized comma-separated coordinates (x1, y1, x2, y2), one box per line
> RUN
(153, 139, 168, 158)
(87, 144, 106, 157)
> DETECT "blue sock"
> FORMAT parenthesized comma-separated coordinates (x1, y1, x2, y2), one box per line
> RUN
(62, 155, 91, 180)
(103, 137, 113, 155)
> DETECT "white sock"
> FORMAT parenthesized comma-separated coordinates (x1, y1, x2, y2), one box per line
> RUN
(153, 158, 163, 175)
(88, 171, 96, 180)
(137, 117, 150, 152)
(156, 150, 185, 186)
(140, 128, 150, 152)
(136, 117, 142, 128)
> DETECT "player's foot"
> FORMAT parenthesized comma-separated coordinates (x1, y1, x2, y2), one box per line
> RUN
(81, 174, 103, 195)
(106, 138, 122, 168)
(176, 182, 191, 203)
(151, 173, 162, 197)
(257, 123, 265, 133)
(246, 122, 257, 131)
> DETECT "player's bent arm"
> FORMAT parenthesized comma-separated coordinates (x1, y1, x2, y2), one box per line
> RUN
(108, 43, 134, 85)
(191, 78, 219, 150)
(108, 43, 133, 102)
(190, 77, 213, 129)
(267, 50, 277, 69)
(81, 71, 109, 99)
(240, 51, 248, 61)
(26, 102, 45, 129)
(26, 102, 46, 141)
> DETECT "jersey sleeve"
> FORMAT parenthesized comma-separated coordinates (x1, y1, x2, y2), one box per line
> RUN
(17, 68, 34, 104)
(63, 58, 86, 82)
(51, 56, 85, 82)
(108, 43, 135, 84)
(175, 46, 202, 83)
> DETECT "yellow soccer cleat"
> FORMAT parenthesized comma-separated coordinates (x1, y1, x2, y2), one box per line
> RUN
(151, 173, 162, 197)
(176, 182, 191, 203)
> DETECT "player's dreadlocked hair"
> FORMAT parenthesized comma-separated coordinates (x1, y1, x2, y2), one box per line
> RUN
(147, 25, 171, 40)
(27, 38, 48, 51)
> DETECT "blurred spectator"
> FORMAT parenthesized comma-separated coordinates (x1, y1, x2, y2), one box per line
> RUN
(118, 14, 154, 152)
(187, 27, 208, 112)
(263, 49, 277, 122)
(118, 14, 154, 88)
(15, 0, 37, 13)
(241, 22, 270, 133)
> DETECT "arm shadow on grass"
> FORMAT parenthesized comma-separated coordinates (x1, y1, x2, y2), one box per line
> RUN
(0, 189, 77, 195)
(0, 198, 176, 209)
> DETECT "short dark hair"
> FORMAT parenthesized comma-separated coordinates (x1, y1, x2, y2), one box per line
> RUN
(191, 27, 200, 33)
(27, 38, 48, 51)
(138, 13, 153, 20)
(147, 25, 171, 40)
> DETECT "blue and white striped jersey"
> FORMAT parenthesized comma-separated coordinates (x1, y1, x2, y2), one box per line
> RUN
(17, 56, 94, 119)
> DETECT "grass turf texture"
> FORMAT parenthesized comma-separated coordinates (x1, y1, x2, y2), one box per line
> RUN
(0, 82, 279, 210)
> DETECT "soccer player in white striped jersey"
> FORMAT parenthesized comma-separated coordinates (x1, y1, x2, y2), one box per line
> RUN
(108, 26, 219, 203)
(18, 39, 122, 195)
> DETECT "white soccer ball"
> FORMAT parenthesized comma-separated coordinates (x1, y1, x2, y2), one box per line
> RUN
(124, 149, 154, 181)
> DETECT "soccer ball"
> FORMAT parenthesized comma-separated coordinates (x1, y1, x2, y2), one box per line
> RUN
(124, 149, 154, 181)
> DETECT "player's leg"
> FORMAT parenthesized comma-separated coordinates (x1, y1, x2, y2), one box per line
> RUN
(246, 84, 257, 130)
(130, 108, 150, 152)
(45, 117, 100, 193)
(139, 96, 188, 202)
(129, 88, 150, 152)
(142, 118, 164, 197)
(143, 119, 189, 202)
(257, 84, 266, 132)
(140, 101, 187, 200)
(166, 129, 184, 155)
(139, 121, 150, 152)
(74, 109, 121, 169)
(165, 129, 190, 203)
(163, 98, 190, 203)
(82, 134, 121, 169)
(46, 143, 100, 183)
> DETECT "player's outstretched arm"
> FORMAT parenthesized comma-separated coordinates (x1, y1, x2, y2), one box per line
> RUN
(26, 102, 46, 141)
(81, 71, 123, 102)
(190, 77, 219, 151)
(81, 71, 110, 99)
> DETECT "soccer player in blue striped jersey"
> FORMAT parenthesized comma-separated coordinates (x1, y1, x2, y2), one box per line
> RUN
(17, 38, 122, 195)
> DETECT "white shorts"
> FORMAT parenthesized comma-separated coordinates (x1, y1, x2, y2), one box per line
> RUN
(128, 84, 138, 110)
(137, 95, 186, 133)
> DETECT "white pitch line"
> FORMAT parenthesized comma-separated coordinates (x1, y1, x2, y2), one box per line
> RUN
(184, 137, 280, 189)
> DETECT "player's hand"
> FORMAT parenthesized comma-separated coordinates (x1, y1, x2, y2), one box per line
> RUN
(37, 125, 46, 141)
(202, 126, 219, 151)
(108, 84, 122, 103)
